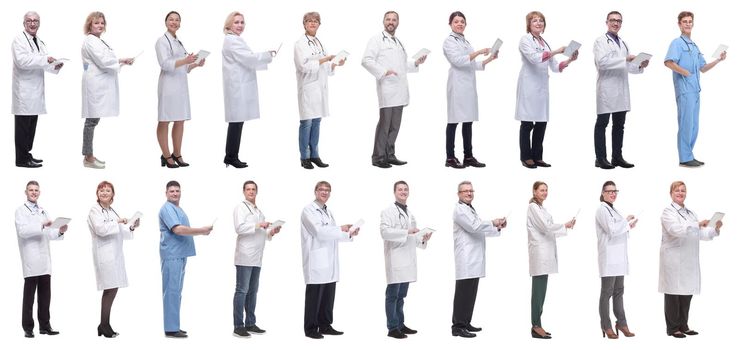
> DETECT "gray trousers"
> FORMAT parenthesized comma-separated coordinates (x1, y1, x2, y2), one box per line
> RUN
(82, 118, 100, 155)
(372, 106, 403, 163)
(599, 276, 627, 329)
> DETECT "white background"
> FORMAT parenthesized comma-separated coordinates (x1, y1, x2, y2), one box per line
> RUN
(1, 0, 737, 349)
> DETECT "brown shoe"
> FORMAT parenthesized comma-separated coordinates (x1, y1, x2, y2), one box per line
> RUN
(616, 324, 635, 337)
(602, 328, 618, 339)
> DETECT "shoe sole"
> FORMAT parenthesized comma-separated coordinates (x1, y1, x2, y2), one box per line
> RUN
(232, 333, 251, 338)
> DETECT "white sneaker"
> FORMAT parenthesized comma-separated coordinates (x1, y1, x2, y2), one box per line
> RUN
(83, 158, 105, 169)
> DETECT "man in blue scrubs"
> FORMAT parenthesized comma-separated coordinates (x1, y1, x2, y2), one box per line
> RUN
(159, 180, 212, 338)
(664, 11, 726, 167)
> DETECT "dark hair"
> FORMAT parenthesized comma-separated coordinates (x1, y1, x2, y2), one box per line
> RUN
(166, 180, 181, 189)
(529, 181, 547, 206)
(600, 181, 616, 208)
(677, 11, 694, 23)
(314, 181, 331, 191)
(606, 11, 622, 20)
(243, 180, 258, 191)
(448, 11, 465, 25)
(165, 11, 180, 22)
(393, 180, 408, 192)
(384, 11, 398, 20)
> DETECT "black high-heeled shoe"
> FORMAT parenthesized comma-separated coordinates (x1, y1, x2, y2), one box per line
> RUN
(225, 158, 248, 168)
(161, 155, 179, 168)
(172, 154, 190, 167)
(97, 324, 118, 338)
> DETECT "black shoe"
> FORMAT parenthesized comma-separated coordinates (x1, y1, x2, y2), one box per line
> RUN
(388, 329, 408, 339)
(679, 160, 702, 167)
(161, 155, 180, 168)
(16, 160, 42, 168)
(179, 329, 188, 334)
(24, 330, 34, 338)
(683, 330, 699, 336)
(225, 158, 248, 168)
(669, 331, 686, 338)
(465, 324, 482, 332)
(98, 324, 118, 338)
(521, 160, 537, 169)
(39, 327, 59, 335)
(445, 157, 465, 169)
(693, 159, 705, 165)
(301, 159, 314, 169)
(372, 161, 392, 168)
(233, 327, 251, 338)
(400, 325, 417, 334)
(165, 330, 188, 338)
(534, 160, 551, 167)
(531, 327, 552, 339)
(172, 154, 190, 167)
(595, 159, 615, 169)
(463, 157, 486, 168)
(30, 154, 43, 163)
(387, 158, 407, 166)
(309, 158, 329, 168)
(611, 157, 634, 168)
(451, 327, 476, 338)
(319, 326, 344, 335)
(306, 331, 324, 339)
(245, 325, 265, 334)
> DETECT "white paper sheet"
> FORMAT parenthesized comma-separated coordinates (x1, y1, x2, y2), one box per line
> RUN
(332, 50, 349, 64)
(195, 50, 210, 65)
(708, 212, 725, 227)
(51, 217, 71, 229)
(412, 48, 430, 60)
(712, 44, 728, 59)
(632, 52, 652, 67)
(267, 220, 285, 231)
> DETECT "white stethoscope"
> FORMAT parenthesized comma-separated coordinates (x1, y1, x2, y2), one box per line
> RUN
(22, 31, 44, 52)
(306, 34, 325, 56)
(605, 33, 629, 52)
(394, 204, 410, 229)
(164, 33, 186, 56)
(382, 32, 405, 52)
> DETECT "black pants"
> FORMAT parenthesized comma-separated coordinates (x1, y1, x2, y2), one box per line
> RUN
(664, 294, 692, 335)
(372, 106, 403, 163)
(594, 111, 626, 160)
(225, 122, 244, 162)
(22, 275, 51, 331)
(15, 115, 38, 163)
(446, 122, 472, 159)
(304, 282, 336, 335)
(452, 278, 479, 329)
(519, 121, 547, 161)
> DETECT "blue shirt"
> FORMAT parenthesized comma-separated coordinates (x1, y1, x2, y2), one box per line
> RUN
(665, 35, 706, 97)
(159, 201, 195, 259)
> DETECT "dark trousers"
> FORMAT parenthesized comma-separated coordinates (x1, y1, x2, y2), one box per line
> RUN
(452, 278, 479, 329)
(304, 282, 336, 335)
(385, 282, 409, 331)
(599, 276, 627, 329)
(445, 122, 472, 159)
(664, 294, 693, 335)
(519, 121, 547, 161)
(15, 115, 38, 163)
(531, 275, 548, 327)
(22, 275, 51, 331)
(225, 122, 244, 162)
(594, 111, 627, 160)
(372, 106, 404, 162)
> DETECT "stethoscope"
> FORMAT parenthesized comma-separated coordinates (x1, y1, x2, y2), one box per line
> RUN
(99, 203, 120, 222)
(605, 33, 629, 52)
(163, 33, 186, 56)
(382, 32, 405, 52)
(24, 203, 45, 215)
(394, 204, 410, 229)
(531, 34, 551, 52)
(679, 36, 695, 53)
(449, 33, 470, 48)
(671, 203, 693, 221)
(22, 31, 44, 52)
(315, 204, 334, 226)
(602, 202, 620, 219)
(305, 34, 325, 56)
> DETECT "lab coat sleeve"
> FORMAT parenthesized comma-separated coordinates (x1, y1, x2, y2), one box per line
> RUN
(528, 204, 567, 238)
(294, 40, 320, 75)
(225, 37, 272, 71)
(699, 226, 718, 241)
(593, 38, 626, 71)
(595, 206, 628, 240)
(406, 60, 419, 73)
(520, 36, 547, 65)
(88, 206, 125, 237)
(155, 37, 177, 72)
(83, 37, 120, 73)
(453, 205, 499, 237)
(361, 37, 387, 80)
(380, 208, 407, 243)
(301, 206, 352, 242)
(233, 204, 263, 236)
(443, 37, 480, 70)
(15, 207, 60, 240)
(12, 36, 48, 70)
(660, 207, 701, 238)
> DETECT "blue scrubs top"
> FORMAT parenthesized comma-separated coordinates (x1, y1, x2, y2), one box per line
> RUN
(665, 35, 706, 97)
(159, 201, 195, 259)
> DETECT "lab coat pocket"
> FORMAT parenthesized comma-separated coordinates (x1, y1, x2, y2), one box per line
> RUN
(605, 243, 626, 265)
(96, 240, 116, 265)
(309, 247, 330, 270)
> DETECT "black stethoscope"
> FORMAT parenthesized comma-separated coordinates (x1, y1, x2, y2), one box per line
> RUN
(382, 32, 405, 52)
(602, 203, 620, 219)
(22, 31, 44, 52)
(605, 33, 629, 52)
(306, 34, 325, 56)
(24, 203, 45, 215)
(98, 203, 120, 222)
(449, 33, 470, 47)
(315, 205, 334, 226)
(164, 33, 186, 56)
(394, 204, 410, 229)
(531, 34, 551, 52)
(679, 36, 696, 53)
(671, 203, 693, 221)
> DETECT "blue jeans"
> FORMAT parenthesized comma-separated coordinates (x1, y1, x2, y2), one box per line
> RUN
(161, 258, 187, 332)
(385, 282, 409, 330)
(233, 265, 261, 327)
(298, 118, 321, 159)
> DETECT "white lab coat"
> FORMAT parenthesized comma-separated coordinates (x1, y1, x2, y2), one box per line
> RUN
(88, 204, 132, 291)
(81, 34, 120, 118)
(453, 201, 499, 280)
(233, 201, 272, 267)
(595, 202, 630, 277)
(155, 32, 191, 121)
(443, 32, 484, 123)
(301, 201, 352, 284)
(15, 202, 63, 278)
(11, 31, 61, 115)
(527, 202, 567, 276)
(515, 33, 561, 122)
(361, 32, 419, 109)
(222, 33, 272, 122)
(380, 203, 427, 284)
(294, 35, 334, 120)
(593, 34, 642, 114)
(659, 202, 718, 295)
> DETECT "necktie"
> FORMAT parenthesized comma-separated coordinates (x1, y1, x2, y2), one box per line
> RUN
(32, 36, 39, 51)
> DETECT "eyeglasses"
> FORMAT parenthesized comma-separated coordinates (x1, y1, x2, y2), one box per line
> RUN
(25, 19, 40, 24)
(608, 19, 623, 24)
(604, 190, 619, 194)
(459, 190, 475, 194)
(305, 19, 320, 24)
(316, 188, 331, 193)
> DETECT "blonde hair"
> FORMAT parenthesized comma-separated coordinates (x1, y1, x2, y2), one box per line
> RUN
(223, 11, 243, 34)
(670, 181, 686, 194)
(83, 11, 106, 35)
(525, 11, 546, 33)
(303, 12, 321, 24)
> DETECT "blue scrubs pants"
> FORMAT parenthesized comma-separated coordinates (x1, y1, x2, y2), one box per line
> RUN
(161, 258, 187, 332)
(676, 92, 700, 162)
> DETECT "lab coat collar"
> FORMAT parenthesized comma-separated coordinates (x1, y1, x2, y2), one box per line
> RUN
(449, 31, 465, 40)
(244, 200, 258, 210)
(313, 200, 327, 211)
(164, 31, 177, 40)
(394, 201, 408, 214)
(25, 200, 40, 210)
(458, 200, 475, 212)
(383, 31, 396, 39)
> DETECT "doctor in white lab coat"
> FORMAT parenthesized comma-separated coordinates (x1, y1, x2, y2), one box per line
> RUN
(12, 12, 63, 168)
(295, 12, 345, 170)
(659, 181, 721, 338)
(595, 181, 637, 338)
(15, 180, 68, 338)
(362, 11, 426, 168)
(231, 180, 281, 337)
(451, 181, 506, 338)
(80, 12, 133, 169)
(593, 11, 648, 169)
(222, 11, 274, 168)
(443, 11, 496, 169)
(300, 181, 357, 339)
(515, 11, 577, 168)
(87, 181, 138, 338)
(155, 11, 204, 168)
(380, 180, 431, 339)
(527, 181, 575, 339)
